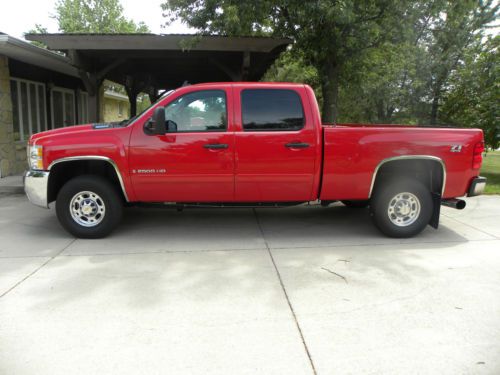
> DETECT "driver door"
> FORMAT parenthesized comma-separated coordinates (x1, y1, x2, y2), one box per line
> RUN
(129, 88, 235, 202)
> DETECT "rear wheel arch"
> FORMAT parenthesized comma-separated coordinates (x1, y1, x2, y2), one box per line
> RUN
(369, 156, 446, 198)
(47, 157, 128, 204)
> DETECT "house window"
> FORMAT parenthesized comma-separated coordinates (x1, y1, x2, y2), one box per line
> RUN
(118, 101, 124, 117)
(10, 78, 47, 141)
(51, 87, 75, 128)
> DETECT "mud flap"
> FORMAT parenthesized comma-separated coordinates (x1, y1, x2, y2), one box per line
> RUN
(429, 192, 441, 229)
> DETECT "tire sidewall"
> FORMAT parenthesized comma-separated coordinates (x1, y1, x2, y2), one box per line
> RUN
(56, 176, 123, 238)
(370, 178, 433, 238)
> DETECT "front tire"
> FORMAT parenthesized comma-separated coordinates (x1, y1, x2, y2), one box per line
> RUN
(370, 178, 433, 238)
(56, 175, 123, 238)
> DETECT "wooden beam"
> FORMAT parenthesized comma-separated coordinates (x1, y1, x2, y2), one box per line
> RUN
(209, 58, 241, 81)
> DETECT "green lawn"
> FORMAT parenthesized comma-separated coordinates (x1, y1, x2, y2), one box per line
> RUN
(481, 151, 500, 194)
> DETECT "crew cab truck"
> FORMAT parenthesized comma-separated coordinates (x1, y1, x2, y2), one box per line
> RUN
(24, 82, 486, 238)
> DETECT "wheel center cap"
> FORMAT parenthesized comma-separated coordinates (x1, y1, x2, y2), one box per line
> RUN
(81, 202, 95, 215)
(397, 201, 411, 216)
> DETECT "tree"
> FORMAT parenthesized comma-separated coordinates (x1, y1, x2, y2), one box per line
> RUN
(441, 36, 499, 149)
(26, 0, 151, 119)
(262, 50, 322, 103)
(53, 0, 149, 33)
(162, 0, 408, 123)
(26, 24, 49, 48)
(425, 0, 497, 124)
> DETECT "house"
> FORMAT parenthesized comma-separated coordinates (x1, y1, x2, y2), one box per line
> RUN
(103, 89, 130, 122)
(1, 32, 290, 177)
(0, 33, 130, 176)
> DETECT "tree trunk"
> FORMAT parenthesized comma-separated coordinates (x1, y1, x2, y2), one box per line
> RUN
(430, 88, 440, 125)
(320, 64, 340, 124)
(430, 75, 446, 125)
(128, 92, 138, 117)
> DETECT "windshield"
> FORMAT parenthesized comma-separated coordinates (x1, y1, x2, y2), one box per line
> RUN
(122, 89, 175, 126)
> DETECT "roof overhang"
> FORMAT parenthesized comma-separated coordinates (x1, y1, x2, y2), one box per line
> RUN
(24, 33, 292, 88)
(25, 33, 291, 53)
(104, 90, 129, 101)
(0, 33, 78, 77)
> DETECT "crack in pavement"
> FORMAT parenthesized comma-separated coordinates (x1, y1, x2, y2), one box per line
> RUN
(0, 238, 76, 299)
(253, 208, 317, 375)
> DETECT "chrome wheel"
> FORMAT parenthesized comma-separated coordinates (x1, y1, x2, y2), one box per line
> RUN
(69, 191, 106, 227)
(387, 192, 421, 227)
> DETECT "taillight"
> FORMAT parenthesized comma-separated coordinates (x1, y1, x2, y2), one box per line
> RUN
(472, 142, 484, 169)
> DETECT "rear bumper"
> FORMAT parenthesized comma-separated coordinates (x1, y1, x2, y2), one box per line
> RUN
(24, 170, 49, 208)
(467, 176, 487, 197)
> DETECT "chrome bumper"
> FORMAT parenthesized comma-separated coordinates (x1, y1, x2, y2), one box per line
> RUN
(24, 170, 49, 208)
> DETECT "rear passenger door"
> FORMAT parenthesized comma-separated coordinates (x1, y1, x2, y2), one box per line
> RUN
(233, 86, 318, 202)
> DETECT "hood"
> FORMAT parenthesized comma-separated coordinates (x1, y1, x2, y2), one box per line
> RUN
(29, 123, 122, 144)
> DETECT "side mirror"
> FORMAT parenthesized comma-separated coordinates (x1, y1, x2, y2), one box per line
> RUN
(152, 107, 166, 135)
(166, 120, 177, 133)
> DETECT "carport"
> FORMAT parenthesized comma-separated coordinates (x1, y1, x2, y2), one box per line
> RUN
(25, 33, 291, 122)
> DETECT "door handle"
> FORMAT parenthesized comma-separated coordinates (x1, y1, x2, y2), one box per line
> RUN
(285, 142, 310, 149)
(204, 143, 229, 149)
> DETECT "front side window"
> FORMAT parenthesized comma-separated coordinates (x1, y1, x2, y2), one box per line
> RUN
(164, 90, 227, 132)
(241, 89, 304, 131)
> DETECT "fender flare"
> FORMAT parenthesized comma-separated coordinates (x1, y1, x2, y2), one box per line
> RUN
(368, 155, 447, 198)
(48, 156, 129, 201)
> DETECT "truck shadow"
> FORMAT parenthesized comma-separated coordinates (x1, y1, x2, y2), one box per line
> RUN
(9, 201, 486, 313)
(109, 203, 474, 251)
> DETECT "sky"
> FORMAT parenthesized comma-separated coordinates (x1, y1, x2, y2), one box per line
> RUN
(1, 0, 497, 40)
(0, 0, 195, 39)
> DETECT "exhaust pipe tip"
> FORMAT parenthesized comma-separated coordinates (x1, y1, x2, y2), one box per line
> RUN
(441, 199, 466, 210)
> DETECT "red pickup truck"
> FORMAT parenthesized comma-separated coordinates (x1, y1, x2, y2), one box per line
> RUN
(25, 82, 486, 238)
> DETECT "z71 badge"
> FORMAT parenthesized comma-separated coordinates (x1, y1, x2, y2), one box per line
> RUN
(450, 145, 462, 153)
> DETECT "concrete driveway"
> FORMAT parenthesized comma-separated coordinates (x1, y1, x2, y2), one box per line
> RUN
(1, 193, 499, 375)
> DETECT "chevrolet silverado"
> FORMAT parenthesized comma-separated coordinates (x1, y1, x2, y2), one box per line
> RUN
(24, 82, 486, 238)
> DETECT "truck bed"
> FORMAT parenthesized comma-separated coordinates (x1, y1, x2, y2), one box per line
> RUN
(320, 125, 484, 200)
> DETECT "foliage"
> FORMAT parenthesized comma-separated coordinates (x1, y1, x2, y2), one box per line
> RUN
(262, 50, 322, 104)
(162, 0, 408, 123)
(441, 36, 500, 149)
(53, 0, 149, 33)
(26, 0, 151, 116)
(480, 151, 500, 194)
(137, 94, 152, 114)
(162, 0, 498, 143)
(25, 25, 49, 48)
(425, 1, 498, 125)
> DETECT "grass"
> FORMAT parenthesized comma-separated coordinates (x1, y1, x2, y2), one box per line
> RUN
(481, 151, 500, 194)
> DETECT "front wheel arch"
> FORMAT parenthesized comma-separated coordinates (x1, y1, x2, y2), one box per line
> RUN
(47, 158, 128, 204)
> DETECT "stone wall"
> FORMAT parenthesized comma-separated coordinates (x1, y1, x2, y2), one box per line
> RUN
(0, 55, 26, 177)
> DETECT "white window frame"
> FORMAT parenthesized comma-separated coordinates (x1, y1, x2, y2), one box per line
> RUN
(10, 77, 47, 142)
(50, 87, 76, 129)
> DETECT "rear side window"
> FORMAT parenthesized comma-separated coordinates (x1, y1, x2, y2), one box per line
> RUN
(241, 89, 304, 131)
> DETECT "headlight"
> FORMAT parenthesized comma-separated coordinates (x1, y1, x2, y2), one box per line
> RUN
(28, 145, 44, 170)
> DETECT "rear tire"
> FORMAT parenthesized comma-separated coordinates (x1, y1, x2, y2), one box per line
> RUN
(370, 178, 432, 238)
(341, 200, 369, 208)
(56, 175, 123, 238)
